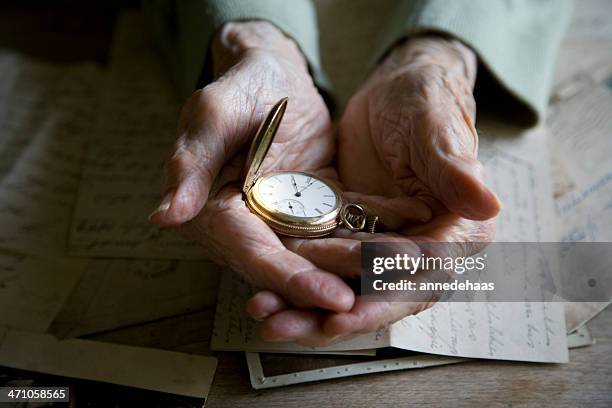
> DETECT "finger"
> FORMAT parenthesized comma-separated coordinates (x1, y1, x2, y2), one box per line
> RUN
(282, 234, 421, 279)
(281, 237, 362, 278)
(343, 192, 432, 228)
(149, 89, 226, 225)
(438, 154, 501, 221)
(249, 247, 356, 312)
(401, 213, 496, 256)
(414, 111, 501, 221)
(258, 299, 435, 346)
(323, 298, 435, 338)
(150, 84, 247, 226)
(260, 309, 338, 347)
(191, 187, 355, 312)
(245, 290, 288, 321)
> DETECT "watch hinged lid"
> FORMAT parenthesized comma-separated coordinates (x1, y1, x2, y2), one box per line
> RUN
(242, 97, 288, 193)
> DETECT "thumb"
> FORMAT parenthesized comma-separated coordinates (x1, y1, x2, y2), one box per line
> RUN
(149, 88, 236, 226)
(416, 112, 501, 221)
(437, 154, 501, 221)
(149, 140, 225, 226)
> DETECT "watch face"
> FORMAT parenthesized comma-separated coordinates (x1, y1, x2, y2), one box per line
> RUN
(255, 172, 339, 219)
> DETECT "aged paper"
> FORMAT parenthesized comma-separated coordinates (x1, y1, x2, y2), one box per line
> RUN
(0, 39, 222, 399)
(565, 302, 608, 333)
(246, 324, 593, 389)
(566, 324, 595, 349)
(67, 13, 203, 259)
(0, 251, 82, 332)
(389, 301, 566, 363)
(246, 352, 466, 389)
(548, 80, 612, 185)
(0, 327, 217, 400)
(549, 89, 612, 332)
(548, 30, 612, 335)
(549, 57, 612, 243)
(50, 259, 221, 338)
(0, 51, 221, 337)
(50, 258, 221, 338)
(0, 54, 99, 256)
(0, 53, 93, 333)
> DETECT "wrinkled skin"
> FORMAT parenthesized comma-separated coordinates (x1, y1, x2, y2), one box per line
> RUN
(150, 21, 355, 314)
(150, 22, 501, 346)
(244, 37, 501, 346)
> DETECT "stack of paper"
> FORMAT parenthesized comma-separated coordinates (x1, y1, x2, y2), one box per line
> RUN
(0, 13, 219, 402)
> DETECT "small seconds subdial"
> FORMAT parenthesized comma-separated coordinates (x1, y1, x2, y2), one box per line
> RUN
(257, 172, 338, 218)
(272, 199, 306, 216)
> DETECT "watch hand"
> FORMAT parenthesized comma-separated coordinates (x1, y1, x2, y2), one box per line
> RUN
(298, 180, 316, 194)
(290, 175, 298, 192)
(288, 202, 294, 214)
(291, 175, 301, 197)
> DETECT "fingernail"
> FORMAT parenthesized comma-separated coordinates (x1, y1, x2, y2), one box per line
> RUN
(251, 312, 269, 322)
(493, 191, 503, 209)
(148, 190, 174, 220)
(482, 189, 503, 217)
(419, 210, 433, 223)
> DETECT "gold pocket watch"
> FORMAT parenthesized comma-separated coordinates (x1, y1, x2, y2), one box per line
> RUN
(242, 97, 379, 238)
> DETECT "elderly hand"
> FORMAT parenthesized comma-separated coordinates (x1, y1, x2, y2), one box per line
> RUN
(247, 36, 501, 346)
(150, 21, 356, 314)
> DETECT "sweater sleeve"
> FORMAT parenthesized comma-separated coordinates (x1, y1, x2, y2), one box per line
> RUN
(373, 0, 573, 126)
(142, 0, 328, 100)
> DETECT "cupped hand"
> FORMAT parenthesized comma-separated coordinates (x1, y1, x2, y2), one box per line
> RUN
(247, 36, 502, 346)
(150, 21, 354, 313)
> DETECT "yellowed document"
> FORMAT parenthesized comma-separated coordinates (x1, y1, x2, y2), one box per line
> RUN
(50, 259, 221, 338)
(566, 324, 595, 348)
(0, 50, 220, 338)
(548, 34, 612, 335)
(0, 55, 99, 256)
(0, 327, 217, 400)
(0, 36, 220, 402)
(0, 251, 82, 332)
(0, 54, 94, 334)
(565, 302, 608, 333)
(245, 324, 594, 389)
(67, 13, 203, 259)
